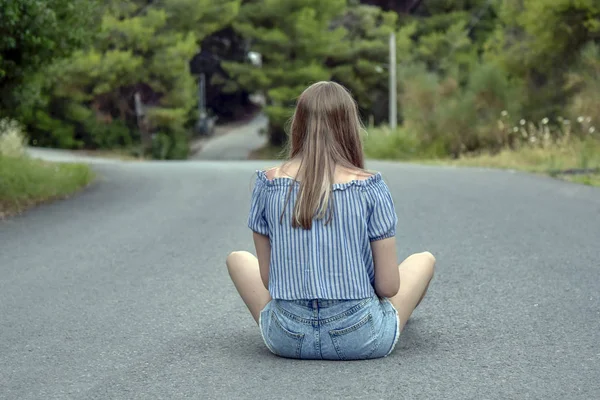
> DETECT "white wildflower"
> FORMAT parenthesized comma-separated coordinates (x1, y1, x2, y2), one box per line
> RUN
(542, 118, 549, 125)
(529, 136, 537, 143)
(590, 127, 596, 134)
(513, 127, 519, 132)
(577, 116, 584, 123)
(520, 119, 526, 126)
(585, 116, 592, 123)
(501, 110, 508, 117)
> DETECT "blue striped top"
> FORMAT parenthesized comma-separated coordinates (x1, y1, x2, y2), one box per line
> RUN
(248, 170, 398, 300)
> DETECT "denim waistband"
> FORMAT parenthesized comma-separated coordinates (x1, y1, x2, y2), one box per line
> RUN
(270, 297, 375, 324)
(279, 298, 367, 309)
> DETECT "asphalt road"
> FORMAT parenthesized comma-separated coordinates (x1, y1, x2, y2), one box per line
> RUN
(1, 159, 599, 400)
(192, 113, 269, 160)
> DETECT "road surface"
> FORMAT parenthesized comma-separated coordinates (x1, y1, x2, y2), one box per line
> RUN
(192, 113, 268, 160)
(26, 147, 124, 164)
(1, 158, 599, 399)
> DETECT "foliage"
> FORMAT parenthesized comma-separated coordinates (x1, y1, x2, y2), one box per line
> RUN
(361, 0, 600, 157)
(364, 114, 600, 186)
(223, 0, 347, 145)
(23, 0, 241, 159)
(0, 0, 100, 116)
(396, 60, 522, 157)
(566, 43, 600, 121)
(327, 4, 397, 124)
(484, 0, 600, 120)
(2, 0, 599, 161)
(362, 126, 443, 160)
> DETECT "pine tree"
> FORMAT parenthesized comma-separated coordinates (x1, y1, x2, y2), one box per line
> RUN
(223, 0, 347, 146)
(327, 3, 397, 125)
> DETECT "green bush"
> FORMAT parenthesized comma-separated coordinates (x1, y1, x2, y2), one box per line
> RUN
(363, 126, 447, 160)
(151, 131, 189, 160)
(397, 61, 523, 157)
(28, 110, 81, 149)
(84, 119, 133, 149)
(566, 43, 600, 123)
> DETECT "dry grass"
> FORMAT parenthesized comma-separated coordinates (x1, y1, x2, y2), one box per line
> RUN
(364, 114, 600, 187)
(249, 135, 600, 187)
(440, 139, 600, 186)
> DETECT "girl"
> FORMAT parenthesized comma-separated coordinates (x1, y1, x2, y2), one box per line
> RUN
(227, 81, 435, 360)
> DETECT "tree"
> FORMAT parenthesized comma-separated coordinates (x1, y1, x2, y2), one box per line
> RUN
(0, 0, 100, 116)
(191, 27, 257, 122)
(359, 0, 423, 14)
(327, 4, 397, 124)
(223, 0, 347, 146)
(485, 0, 600, 119)
(25, 0, 241, 158)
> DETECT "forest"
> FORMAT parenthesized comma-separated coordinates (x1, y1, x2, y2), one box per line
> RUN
(1, 0, 598, 161)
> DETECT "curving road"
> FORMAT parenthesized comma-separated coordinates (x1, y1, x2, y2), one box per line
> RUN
(192, 113, 269, 160)
(1, 157, 599, 399)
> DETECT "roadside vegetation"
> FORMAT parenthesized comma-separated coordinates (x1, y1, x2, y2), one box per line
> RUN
(363, 113, 600, 186)
(1, 0, 598, 186)
(0, 119, 94, 218)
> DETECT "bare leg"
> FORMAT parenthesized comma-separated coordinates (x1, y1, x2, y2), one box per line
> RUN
(226, 251, 271, 324)
(388, 251, 436, 332)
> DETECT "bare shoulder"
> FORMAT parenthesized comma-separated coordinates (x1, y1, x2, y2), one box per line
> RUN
(332, 166, 377, 184)
(264, 162, 296, 180)
(340, 167, 377, 181)
(354, 169, 377, 181)
(264, 166, 279, 180)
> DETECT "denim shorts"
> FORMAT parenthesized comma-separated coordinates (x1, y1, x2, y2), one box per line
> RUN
(258, 295, 400, 360)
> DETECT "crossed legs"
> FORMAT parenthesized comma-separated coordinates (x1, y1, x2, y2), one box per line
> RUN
(226, 251, 270, 324)
(226, 250, 435, 331)
(388, 251, 436, 332)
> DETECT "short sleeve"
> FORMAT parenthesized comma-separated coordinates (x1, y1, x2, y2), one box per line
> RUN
(366, 179, 398, 241)
(247, 174, 269, 236)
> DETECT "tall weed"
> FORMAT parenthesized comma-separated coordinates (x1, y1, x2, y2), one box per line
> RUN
(398, 61, 522, 157)
(0, 119, 27, 157)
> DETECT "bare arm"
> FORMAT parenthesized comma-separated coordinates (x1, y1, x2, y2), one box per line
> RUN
(371, 237, 400, 297)
(253, 232, 271, 290)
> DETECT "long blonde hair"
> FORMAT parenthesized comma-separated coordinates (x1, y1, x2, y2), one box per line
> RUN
(282, 81, 365, 230)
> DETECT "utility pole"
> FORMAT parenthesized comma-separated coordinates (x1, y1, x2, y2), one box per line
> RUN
(134, 92, 150, 157)
(389, 32, 397, 130)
